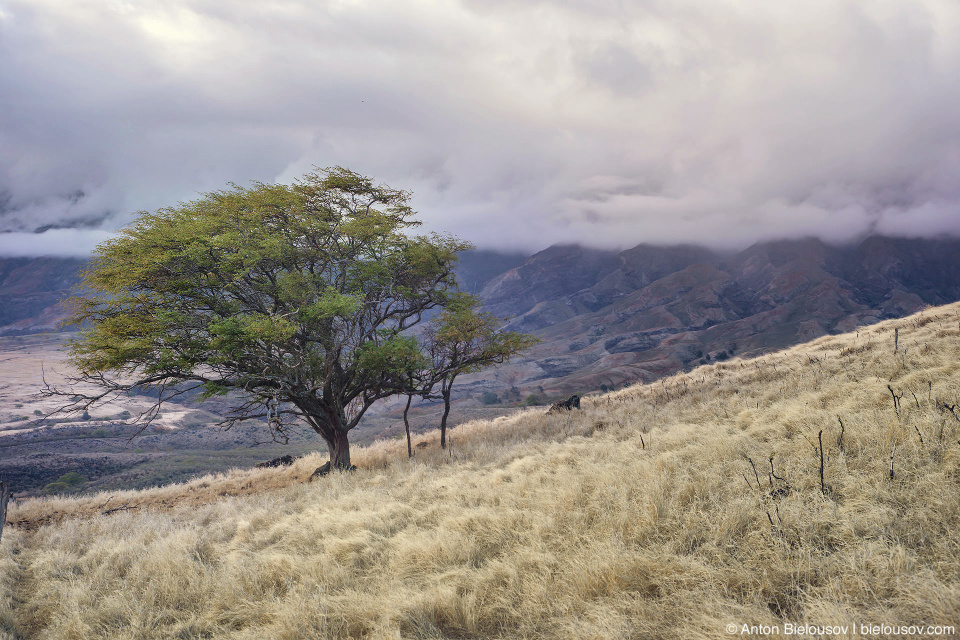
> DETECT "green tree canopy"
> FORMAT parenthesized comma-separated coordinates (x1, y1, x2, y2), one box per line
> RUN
(403, 293, 538, 451)
(51, 167, 472, 469)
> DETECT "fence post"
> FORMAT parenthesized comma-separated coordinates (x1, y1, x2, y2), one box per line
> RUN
(0, 481, 9, 543)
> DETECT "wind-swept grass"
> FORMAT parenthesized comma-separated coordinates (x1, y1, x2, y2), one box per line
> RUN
(3, 304, 960, 638)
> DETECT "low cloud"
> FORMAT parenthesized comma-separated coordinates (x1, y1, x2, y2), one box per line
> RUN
(0, 230, 116, 257)
(2, 0, 959, 256)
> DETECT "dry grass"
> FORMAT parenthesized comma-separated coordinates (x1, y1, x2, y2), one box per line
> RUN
(4, 304, 960, 638)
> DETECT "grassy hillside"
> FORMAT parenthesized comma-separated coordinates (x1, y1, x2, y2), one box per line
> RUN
(3, 303, 960, 639)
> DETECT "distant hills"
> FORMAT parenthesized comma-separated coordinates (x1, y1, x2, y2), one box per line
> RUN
(3, 236, 960, 397)
(3, 236, 960, 495)
(0, 257, 86, 335)
(453, 235, 960, 397)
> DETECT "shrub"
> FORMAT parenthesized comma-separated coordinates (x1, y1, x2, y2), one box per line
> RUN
(42, 482, 70, 495)
(42, 472, 89, 495)
(58, 472, 88, 487)
(480, 391, 501, 405)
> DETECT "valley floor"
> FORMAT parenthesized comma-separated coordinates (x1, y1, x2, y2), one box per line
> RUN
(0, 333, 524, 498)
(3, 304, 960, 638)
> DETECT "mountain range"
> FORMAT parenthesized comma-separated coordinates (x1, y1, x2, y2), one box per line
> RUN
(3, 236, 960, 397)
(454, 235, 960, 397)
(0, 256, 86, 335)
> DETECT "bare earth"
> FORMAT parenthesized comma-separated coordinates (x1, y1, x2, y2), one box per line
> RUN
(0, 333, 323, 496)
(0, 333, 521, 497)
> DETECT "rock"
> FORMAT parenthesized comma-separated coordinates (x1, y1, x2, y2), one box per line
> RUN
(255, 454, 297, 469)
(547, 394, 581, 415)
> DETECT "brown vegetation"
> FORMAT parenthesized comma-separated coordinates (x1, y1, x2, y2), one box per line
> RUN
(3, 303, 960, 638)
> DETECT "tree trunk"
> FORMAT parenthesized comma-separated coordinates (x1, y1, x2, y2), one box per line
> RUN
(0, 481, 9, 543)
(439, 387, 453, 449)
(327, 429, 352, 469)
(404, 395, 413, 458)
(303, 401, 353, 470)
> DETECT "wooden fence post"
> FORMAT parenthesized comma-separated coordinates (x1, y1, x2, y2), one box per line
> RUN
(0, 481, 10, 543)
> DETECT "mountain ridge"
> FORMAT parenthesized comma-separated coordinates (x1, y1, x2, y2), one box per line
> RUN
(2, 235, 960, 397)
(455, 235, 960, 397)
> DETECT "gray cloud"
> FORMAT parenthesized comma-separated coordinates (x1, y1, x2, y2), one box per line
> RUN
(0, 229, 116, 257)
(1, 0, 959, 256)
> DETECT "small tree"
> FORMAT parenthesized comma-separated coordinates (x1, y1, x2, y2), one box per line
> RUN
(46, 168, 471, 470)
(480, 391, 501, 405)
(416, 293, 538, 449)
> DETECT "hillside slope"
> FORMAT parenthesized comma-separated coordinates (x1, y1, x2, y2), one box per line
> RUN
(3, 303, 960, 638)
(483, 236, 960, 398)
(0, 257, 84, 336)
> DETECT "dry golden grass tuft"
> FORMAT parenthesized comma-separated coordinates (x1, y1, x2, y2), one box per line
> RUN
(4, 303, 960, 638)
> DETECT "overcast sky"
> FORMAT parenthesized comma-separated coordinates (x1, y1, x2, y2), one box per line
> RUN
(1, 0, 959, 256)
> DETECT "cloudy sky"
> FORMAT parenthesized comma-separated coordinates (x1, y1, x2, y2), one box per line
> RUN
(1, 0, 959, 256)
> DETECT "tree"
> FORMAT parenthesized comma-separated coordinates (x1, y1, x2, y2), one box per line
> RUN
(411, 293, 538, 450)
(479, 391, 501, 405)
(48, 167, 471, 469)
